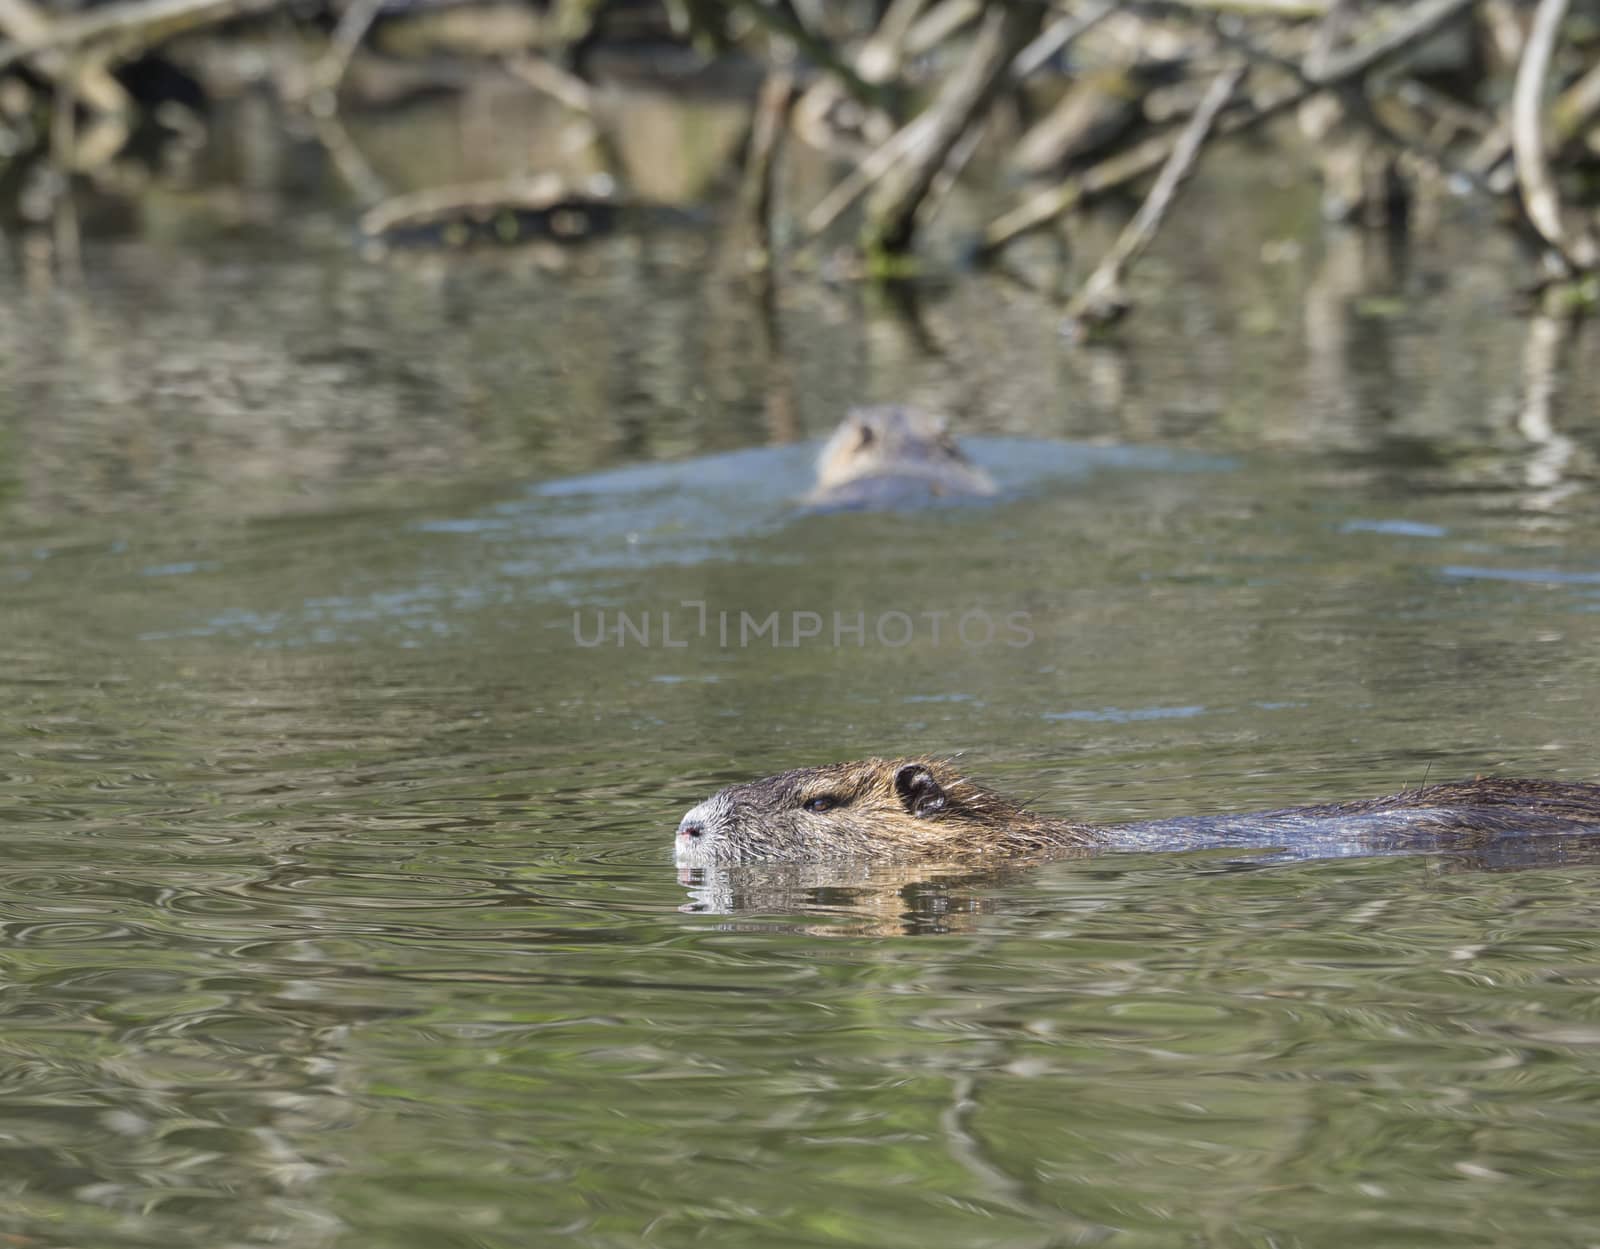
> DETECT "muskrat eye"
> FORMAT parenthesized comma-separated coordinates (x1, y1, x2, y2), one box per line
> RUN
(803, 796, 839, 814)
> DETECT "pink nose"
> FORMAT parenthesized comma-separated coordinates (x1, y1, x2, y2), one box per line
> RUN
(678, 821, 704, 840)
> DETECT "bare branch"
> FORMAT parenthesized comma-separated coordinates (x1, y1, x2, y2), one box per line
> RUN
(802, 111, 940, 238)
(505, 54, 600, 117)
(0, 0, 130, 167)
(903, 0, 981, 60)
(983, 0, 1476, 255)
(1064, 63, 1245, 329)
(805, 0, 1113, 243)
(726, 0, 887, 113)
(865, 2, 1047, 256)
(1511, 0, 1597, 271)
(315, 0, 385, 93)
(1304, 0, 1472, 86)
(985, 84, 1297, 255)
(736, 70, 798, 268)
(0, 0, 285, 70)
(1012, 0, 1117, 80)
(1550, 58, 1600, 148)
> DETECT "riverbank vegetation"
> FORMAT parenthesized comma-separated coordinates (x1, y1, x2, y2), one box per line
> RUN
(4, 0, 1599, 326)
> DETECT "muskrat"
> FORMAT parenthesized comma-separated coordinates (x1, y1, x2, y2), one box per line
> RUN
(674, 757, 1600, 867)
(804, 405, 997, 511)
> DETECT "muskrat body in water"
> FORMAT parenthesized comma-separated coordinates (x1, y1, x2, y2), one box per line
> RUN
(805, 406, 997, 511)
(674, 757, 1600, 867)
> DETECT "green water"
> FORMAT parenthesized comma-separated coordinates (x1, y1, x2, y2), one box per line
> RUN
(3, 206, 1600, 1248)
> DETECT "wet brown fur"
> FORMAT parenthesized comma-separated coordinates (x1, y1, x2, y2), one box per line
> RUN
(806, 406, 996, 507)
(677, 757, 1095, 866)
(792, 756, 1082, 856)
(676, 757, 1600, 866)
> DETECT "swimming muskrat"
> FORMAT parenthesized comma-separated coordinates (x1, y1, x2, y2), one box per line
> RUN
(804, 405, 997, 510)
(674, 757, 1600, 866)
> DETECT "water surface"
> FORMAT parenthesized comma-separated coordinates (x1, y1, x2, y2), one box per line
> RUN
(3, 193, 1600, 1247)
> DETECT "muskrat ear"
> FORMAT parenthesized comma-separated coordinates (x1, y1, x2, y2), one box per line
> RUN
(895, 764, 947, 818)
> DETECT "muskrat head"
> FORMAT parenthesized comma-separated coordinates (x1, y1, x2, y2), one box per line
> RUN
(811, 406, 996, 497)
(674, 757, 1031, 866)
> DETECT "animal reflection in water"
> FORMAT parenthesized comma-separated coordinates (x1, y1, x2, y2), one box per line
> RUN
(674, 758, 1600, 932)
(676, 860, 1055, 935)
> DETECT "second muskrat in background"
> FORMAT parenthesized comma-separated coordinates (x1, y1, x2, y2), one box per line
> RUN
(804, 405, 997, 510)
(674, 758, 1600, 866)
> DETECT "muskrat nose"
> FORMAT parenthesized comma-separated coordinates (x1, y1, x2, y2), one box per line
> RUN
(676, 798, 719, 851)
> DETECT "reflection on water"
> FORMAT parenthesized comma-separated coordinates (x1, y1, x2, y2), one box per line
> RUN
(4, 166, 1600, 1248)
(676, 860, 1037, 936)
(678, 833, 1600, 935)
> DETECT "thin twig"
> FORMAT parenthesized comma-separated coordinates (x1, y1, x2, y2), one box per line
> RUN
(1394, 77, 1494, 140)
(315, 0, 384, 92)
(0, 0, 284, 70)
(803, 0, 1110, 241)
(1064, 63, 1244, 329)
(737, 69, 798, 268)
(306, 104, 389, 205)
(503, 54, 625, 179)
(903, 0, 980, 60)
(985, 91, 1281, 255)
(504, 53, 599, 116)
(866, 1, 1046, 255)
(295, 0, 388, 205)
(1012, 0, 1117, 80)
(727, 0, 886, 113)
(790, 0, 921, 160)
(1550, 59, 1600, 148)
(1301, 0, 1355, 82)
(1160, 0, 1328, 12)
(1304, 0, 1473, 86)
(0, 0, 129, 115)
(50, 58, 82, 280)
(802, 110, 939, 237)
(1176, 1, 1489, 196)
(983, 0, 1474, 255)
(0, 0, 131, 167)
(1511, 0, 1596, 271)
(1467, 56, 1600, 189)
(922, 107, 984, 224)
